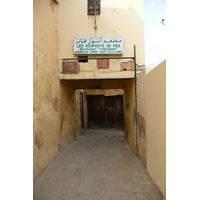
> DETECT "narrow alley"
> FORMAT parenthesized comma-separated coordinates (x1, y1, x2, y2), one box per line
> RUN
(33, 130, 164, 200)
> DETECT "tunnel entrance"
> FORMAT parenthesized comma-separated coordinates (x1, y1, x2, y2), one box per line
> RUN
(87, 94, 124, 130)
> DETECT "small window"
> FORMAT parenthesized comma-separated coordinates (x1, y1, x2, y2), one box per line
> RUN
(88, 0, 101, 15)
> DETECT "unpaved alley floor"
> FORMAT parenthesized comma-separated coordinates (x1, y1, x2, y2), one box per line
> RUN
(33, 130, 164, 200)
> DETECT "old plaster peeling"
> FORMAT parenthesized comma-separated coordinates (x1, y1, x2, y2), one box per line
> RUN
(120, 61, 134, 71)
(137, 64, 145, 70)
(120, 61, 145, 71)
(35, 129, 43, 150)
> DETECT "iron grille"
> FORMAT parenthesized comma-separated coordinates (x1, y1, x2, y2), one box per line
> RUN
(88, 0, 101, 15)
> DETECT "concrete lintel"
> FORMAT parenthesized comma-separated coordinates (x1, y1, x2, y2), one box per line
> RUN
(59, 71, 135, 80)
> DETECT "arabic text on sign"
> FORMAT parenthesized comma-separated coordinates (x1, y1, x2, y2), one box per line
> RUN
(74, 36, 123, 54)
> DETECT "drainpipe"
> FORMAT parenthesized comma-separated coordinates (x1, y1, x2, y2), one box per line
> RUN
(134, 45, 138, 156)
(94, 0, 97, 35)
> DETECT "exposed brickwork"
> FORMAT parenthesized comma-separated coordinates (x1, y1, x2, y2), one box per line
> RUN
(62, 61, 79, 73)
(97, 59, 109, 69)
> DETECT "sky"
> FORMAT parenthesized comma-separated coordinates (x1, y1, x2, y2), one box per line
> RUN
(143, 0, 166, 67)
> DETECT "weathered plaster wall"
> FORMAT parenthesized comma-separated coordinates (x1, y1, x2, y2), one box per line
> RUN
(124, 79, 136, 152)
(33, 0, 75, 180)
(137, 69, 146, 166)
(58, 0, 145, 79)
(145, 60, 166, 197)
(33, 0, 60, 180)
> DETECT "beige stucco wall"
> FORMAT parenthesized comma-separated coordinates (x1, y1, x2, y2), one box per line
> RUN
(33, 0, 59, 180)
(33, 0, 75, 180)
(145, 60, 166, 197)
(58, 0, 145, 80)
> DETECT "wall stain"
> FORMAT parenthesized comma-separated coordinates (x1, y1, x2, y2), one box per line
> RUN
(49, 0, 55, 11)
(52, 97, 59, 111)
(60, 113, 66, 133)
(45, 93, 52, 103)
(138, 112, 146, 138)
(58, 143, 60, 151)
(137, 112, 146, 167)
(35, 129, 43, 150)
(126, 102, 130, 109)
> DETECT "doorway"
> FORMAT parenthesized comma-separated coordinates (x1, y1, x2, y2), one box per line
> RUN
(87, 94, 123, 130)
